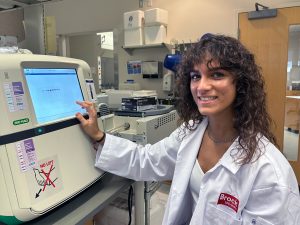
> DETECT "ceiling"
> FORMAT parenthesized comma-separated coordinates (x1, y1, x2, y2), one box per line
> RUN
(0, 0, 60, 11)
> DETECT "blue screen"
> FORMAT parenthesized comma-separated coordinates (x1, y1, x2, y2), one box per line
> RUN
(24, 68, 85, 124)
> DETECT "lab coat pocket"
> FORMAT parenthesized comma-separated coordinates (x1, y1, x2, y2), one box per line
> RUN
(203, 203, 242, 225)
(255, 217, 274, 225)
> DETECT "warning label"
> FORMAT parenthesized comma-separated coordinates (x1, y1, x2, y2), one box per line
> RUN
(26, 156, 63, 203)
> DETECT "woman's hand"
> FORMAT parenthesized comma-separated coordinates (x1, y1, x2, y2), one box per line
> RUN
(75, 101, 104, 142)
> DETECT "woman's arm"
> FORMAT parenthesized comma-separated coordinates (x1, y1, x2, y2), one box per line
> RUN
(95, 127, 182, 181)
(76, 100, 182, 181)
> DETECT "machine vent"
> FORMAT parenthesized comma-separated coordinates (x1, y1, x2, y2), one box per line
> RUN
(98, 103, 110, 117)
(157, 112, 176, 128)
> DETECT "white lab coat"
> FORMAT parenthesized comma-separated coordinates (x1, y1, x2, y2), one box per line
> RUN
(95, 118, 300, 225)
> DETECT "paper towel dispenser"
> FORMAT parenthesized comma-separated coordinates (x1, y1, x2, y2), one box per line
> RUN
(142, 61, 163, 78)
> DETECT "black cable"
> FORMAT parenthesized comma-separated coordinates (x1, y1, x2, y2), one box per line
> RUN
(127, 185, 134, 225)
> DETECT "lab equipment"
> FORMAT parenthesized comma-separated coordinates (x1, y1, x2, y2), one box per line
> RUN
(144, 25, 167, 45)
(162, 53, 181, 92)
(144, 8, 168, 45)
(103, 106, 178, 144)
(144, 8, 168, 26)
(101, 106, 178, 225)
(0, 54, 105, 224)
(104, 89, 157, 110)
(162, 71, 174, 91)
(124, 10, 144, 46)
(124, 10, 144, 29)
(121, 96, 157, 111)
(163, 54, 182, 73)
(104, 89, 135, 110)
(119, 81, 141, 90)
(0, 35, 17, 47)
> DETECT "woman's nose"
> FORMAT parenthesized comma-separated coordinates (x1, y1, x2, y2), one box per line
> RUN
(197, 76, 211, 91)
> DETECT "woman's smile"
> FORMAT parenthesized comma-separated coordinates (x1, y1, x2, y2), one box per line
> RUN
(197, 96, 218, 104)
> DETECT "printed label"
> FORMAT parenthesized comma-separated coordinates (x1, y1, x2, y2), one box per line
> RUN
(127, 60, 142, 74)
(15, 139, 37, 172)
(217, 193, 239, 213)
(13, 118, 30, 125)
(12, 82, 24, 95)
(3, 82, 26, 112)
(85, 79, 96, 102)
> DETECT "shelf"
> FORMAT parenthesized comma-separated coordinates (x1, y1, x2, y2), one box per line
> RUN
(122, 43, 173, 54)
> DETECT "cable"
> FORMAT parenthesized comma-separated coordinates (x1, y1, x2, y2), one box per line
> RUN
(127, 185, 134, 225)
(109, 122, 130, 134)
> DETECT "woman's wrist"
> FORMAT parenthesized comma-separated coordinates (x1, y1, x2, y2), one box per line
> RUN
(95, 132, 106, 144)
(92, 132, 106, 151)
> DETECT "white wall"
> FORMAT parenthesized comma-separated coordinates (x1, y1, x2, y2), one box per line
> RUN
(45, 0, 300, 39)
(150, 0, 300, 41)
(44, 0, 137, 35)
(44, 0, 300, 97)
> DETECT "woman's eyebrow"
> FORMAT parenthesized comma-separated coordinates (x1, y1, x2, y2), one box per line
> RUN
(208, 66, 229, 72)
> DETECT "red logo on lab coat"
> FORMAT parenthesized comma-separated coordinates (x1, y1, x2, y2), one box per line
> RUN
(217, 193, 239, 212)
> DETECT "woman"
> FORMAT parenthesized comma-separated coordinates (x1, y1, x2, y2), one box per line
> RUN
(76, 34, 300, 224)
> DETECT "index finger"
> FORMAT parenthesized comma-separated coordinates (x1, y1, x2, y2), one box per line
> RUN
(76, 101, 96, 116)
(76, 100, 93, 109)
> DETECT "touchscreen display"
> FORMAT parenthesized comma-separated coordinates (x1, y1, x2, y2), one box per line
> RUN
(24, 68, 85, 124)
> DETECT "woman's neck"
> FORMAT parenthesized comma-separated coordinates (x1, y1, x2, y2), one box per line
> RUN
(207, 116, 237, 144)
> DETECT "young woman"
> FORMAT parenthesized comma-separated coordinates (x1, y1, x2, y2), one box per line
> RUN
(76, 34, 300, 225)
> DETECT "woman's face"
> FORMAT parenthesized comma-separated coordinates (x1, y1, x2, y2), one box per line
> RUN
(190, 60, 236, 118)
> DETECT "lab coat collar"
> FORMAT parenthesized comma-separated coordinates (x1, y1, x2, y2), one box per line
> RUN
(188, 118, 242, 175)
(163, 118, 208, 224)
(219, 140, 242, 175)
(219, 134, 272, 175)
(200, 117, 242, 175)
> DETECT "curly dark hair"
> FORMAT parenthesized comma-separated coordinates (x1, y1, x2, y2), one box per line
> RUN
(175, 33, 277, 164)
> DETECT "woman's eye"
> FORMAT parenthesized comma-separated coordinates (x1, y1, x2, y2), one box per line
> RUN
(190, 71, 201, 81)
(211, 72, 224, 79)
